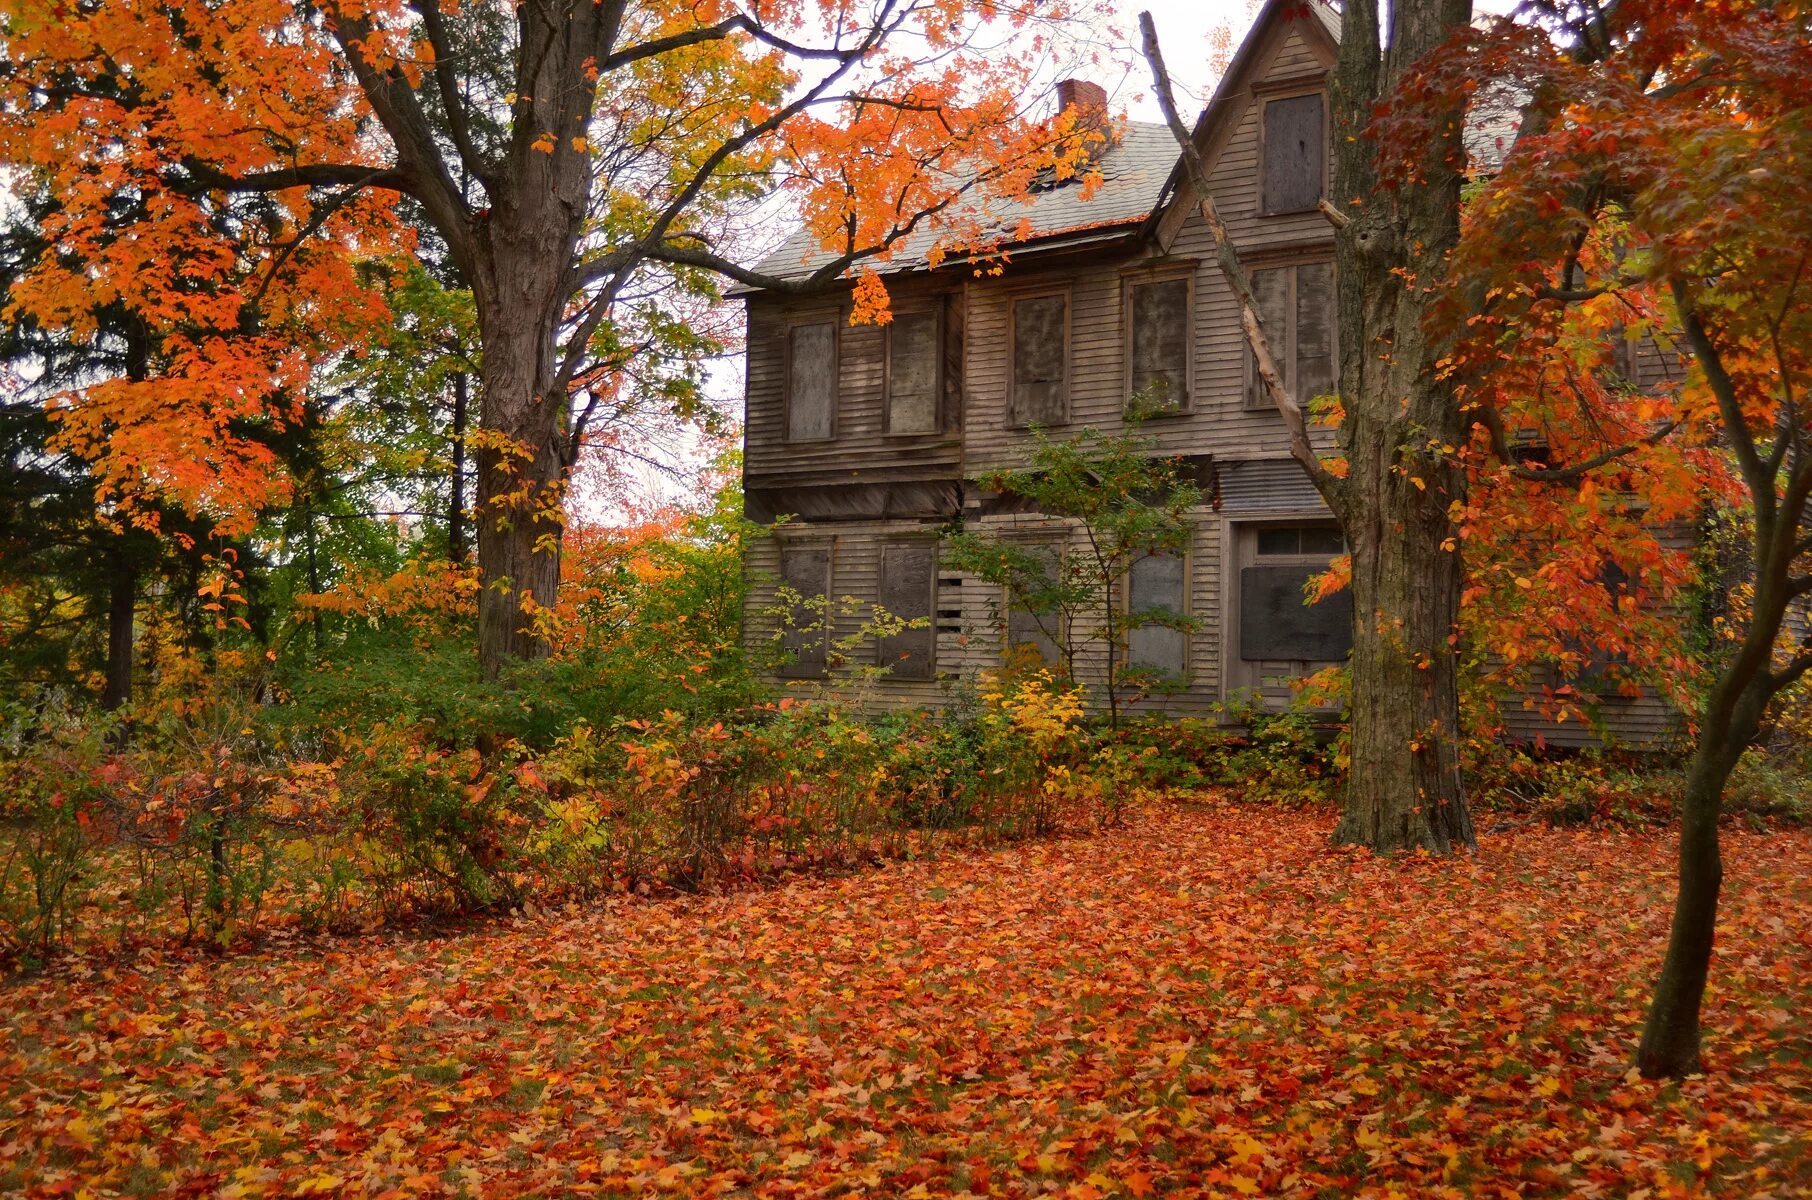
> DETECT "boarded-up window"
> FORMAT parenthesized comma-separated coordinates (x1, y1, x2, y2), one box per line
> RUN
(885, 310, 940, 435)
(1261, 93, 1325, 214)
(1128, 278, 1190, 411)
(786, 322, 837, 441)
(1127, 552, 1187, 677)
(876, 542, 936, 679)
(1246, 261, 1336, 410)
(1006, 541, 1062, 666)
(1009, 293, 1068, 427)
(778, 544, 832, 678)
(1238, 525, 1351, 662)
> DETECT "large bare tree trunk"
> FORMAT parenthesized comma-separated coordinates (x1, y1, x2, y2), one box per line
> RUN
(1327, 0, 1476, 851)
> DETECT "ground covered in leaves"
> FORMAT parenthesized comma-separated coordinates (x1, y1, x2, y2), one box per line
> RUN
(4, 804, 1810, 1199)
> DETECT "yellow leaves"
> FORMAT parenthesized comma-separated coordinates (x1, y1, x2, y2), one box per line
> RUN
(531, 133, 556, 154)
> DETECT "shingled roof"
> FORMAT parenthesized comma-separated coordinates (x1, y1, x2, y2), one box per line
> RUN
(743, 120, 1182, 286)
(738, 0, 1516, 294)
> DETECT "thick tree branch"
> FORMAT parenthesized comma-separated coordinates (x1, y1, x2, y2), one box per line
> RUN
(316, 1, 474, 272)
(410, 0, 489, 187)
(1140, 11, 1341, 503)
(176, 161, 410, 194)
(599, 7, 882, 70)
(1674, 278, 1772, 511)
(1474, 394, 1680, 483)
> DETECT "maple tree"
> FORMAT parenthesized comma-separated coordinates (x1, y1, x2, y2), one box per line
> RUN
(1, 0, 1103, 678)
(1423, 0, 1812, 1077)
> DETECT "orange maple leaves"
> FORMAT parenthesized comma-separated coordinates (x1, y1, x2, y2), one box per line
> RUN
(4, 804, 1809, 1196)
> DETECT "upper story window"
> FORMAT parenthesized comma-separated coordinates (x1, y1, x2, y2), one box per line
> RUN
(1260, 92, 1326, 215)
(1008, 290, 1069, 427)
(885, 309, 941, 435)
(785, 320, 838, 442)
(1245, 260, 1336, 410)
(1126, 276, 1192, 413)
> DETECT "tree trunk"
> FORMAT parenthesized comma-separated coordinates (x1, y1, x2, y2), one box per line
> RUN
(101, 563, 135, 710)
(1635, 741, 1731, 1077)
(1336, 462, 1473, 850)
(1327, 0, 1476, 851)
(471, 223, 577, 681)
(449, 370, 470, 564)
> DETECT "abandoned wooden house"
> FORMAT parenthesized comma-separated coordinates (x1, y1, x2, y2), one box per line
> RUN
(734, 0, 1681, 747)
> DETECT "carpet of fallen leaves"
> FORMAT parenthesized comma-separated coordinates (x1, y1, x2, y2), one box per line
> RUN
(3, 803, 1810, 1199)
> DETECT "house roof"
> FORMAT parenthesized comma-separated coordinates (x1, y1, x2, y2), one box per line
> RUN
(737, 0, 1515, 295)
(741, 120, 1182, 287)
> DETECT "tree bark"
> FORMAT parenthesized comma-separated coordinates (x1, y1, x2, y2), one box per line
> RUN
(101, 563, 135, 710)
(449, 370, 469, 564)
(1326, 0, 1477, 851)
(1336, 470, 1473, 850)
(470, 214, 581, 680)
(1634, 741, 1729, 1077)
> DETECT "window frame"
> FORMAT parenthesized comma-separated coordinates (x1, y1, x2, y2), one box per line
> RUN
(782, 315, 841, 443)
(1256, 88, 1329, 218)
(776, 537, 836, 679)
(1222, 515, 1350, 700)
(1121, 269, 1196, 416)
(1006, 285, 1073, 429)
(1120, 546, 1194, 682)
(882, 305, 944, 437)
(875, 537, 940, 679)
(1243, 254, 1337, 412)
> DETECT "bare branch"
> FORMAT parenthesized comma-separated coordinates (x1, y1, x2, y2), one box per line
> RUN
(1140, 11, 1340, 503)
(599, 8, 880, 70)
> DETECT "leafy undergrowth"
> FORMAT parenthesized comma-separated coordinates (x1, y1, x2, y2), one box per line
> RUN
(3, 804, 1809, 1199)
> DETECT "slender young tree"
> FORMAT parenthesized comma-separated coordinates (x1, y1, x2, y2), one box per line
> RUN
(1, 0, 1102, 678)
(1423, 0, 1812, 1075)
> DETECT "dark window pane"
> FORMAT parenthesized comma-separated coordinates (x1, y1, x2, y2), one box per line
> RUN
(1245, 266, 1291, 409)
(1239, 564, 1352, 662)
(787, 323, 837, 441)
(1255, 527, 1300, 557)
(1127, 553, 1187, 676)
(1299, 526, 1345, 556)
(779, 545, 831, 678)
(1006, 542, 1062, 666)
(1262, 94, 1325, 214)
(1294, 261, 1336, 402)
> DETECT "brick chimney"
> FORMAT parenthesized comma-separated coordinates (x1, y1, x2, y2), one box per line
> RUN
(1055, 78, 1109, 130)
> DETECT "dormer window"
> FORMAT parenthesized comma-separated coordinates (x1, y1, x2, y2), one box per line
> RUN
(1260, 93, 1326, 215)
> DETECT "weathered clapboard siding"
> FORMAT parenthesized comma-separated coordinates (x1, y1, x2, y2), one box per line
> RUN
(746, 511, 1228, 716)
(963, 13, 1340, 475)
(743, 275, 965, 498)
